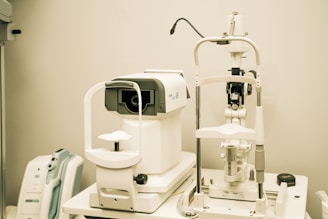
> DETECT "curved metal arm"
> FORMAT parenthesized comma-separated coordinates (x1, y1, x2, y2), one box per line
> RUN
(194, 36, 260, 66)
(194, 36, 261, 88)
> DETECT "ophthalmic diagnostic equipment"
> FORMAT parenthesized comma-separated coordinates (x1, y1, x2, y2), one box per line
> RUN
(63, 12, 309, 219)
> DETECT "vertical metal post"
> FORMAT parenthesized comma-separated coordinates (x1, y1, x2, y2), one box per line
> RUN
(255, 87, 265, 199)
(0, 44, 5, 219)
(196, 85, 201, 193)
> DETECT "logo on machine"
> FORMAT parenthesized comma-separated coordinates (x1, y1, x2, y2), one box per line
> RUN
(169, 92, 179, 100)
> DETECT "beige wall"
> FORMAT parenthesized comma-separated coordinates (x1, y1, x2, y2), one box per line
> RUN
(4, 0, 328, 218)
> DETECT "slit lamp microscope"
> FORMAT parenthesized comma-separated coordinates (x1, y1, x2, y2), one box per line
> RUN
(196, 12, 264, 201)
(170, 12, 290, 219)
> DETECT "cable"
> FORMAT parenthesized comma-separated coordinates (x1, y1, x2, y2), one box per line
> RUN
(170, 18, 205, 38)
(169, 17, 230, 45)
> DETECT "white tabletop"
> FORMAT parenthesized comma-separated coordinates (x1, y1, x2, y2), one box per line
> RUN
(63, 169, 308, 219)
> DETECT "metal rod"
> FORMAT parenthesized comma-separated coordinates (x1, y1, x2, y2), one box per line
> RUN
(255, 87, 265, 199)
(256, 87, 262, 107)
(114, 142, 119, 152)
(0, 45, 6, 219)
(196, 85, 201, 193)
(258, 183, 264, 199)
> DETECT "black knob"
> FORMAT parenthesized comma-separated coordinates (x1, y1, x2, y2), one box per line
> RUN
(134, 174, 148, 185)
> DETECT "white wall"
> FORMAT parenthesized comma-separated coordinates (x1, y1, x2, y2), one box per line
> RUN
(4, 0, 328, 218)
